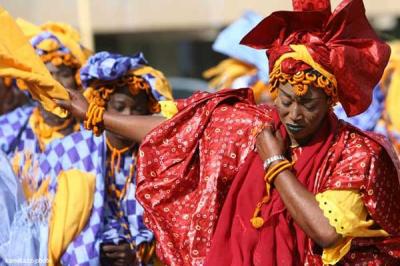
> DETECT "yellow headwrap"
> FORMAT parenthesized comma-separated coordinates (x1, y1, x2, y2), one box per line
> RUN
(16, 18, 89, 66)
(0, 6, 69, 118)
(268, 44, 338, 103)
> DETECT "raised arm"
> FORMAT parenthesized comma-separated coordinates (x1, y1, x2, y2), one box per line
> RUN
(255, 127, 341, 248)
(56, 88, 165, 143)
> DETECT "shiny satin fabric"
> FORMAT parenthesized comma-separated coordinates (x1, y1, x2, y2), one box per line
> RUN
(241, 0, 390, 117)
(136, 89, 400, 265)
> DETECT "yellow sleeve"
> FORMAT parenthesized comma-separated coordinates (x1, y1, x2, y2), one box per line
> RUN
(159, 100, 178, 119)
(48, 169, 95, 266)
(315, 190, 389, 265)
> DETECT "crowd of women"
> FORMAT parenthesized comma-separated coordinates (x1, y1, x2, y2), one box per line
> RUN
(0, 0, 400, 265)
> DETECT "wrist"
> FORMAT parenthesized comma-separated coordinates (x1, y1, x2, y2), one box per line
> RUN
(263, 154, 286, 172)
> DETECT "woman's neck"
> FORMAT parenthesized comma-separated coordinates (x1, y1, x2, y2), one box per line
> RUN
(106, 131, 135, 150)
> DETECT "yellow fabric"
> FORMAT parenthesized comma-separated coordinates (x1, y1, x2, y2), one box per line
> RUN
(159, 100, 178, 119)
(274, 44, 338, 89)
(0, 7, 69, 118)
(132, 66, 174, 101)
(16, 18, 88, 66)
(202, 58, 258, 90)
(316, 190, 389, 265)
(383, 42, 400, 133)
(48, 169, 95, 266)
(29, 107, 64, 151)
(28, 107, 80, 151)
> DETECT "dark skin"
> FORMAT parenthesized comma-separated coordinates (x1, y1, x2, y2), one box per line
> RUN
(57, 82, 341, 249)
(39, 62, 79, 135)
(256, 83, 341, 248)
(56, 85, 151, 266)
(101, 87, 151, 266)
(105, 87, 151, 149)
(0, 78, 29, 115)
(56, 88, 165, 143)
(100, 242, 138, 266)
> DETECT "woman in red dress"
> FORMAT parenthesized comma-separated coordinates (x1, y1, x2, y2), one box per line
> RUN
(58, 0, 400, 265)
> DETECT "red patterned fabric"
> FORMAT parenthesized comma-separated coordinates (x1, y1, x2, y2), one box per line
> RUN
(205, 110, 337, 266)
(136, 89, 272, 265)
(136, 90, 400, 265)
(292, 0, 331, 11)
(241, 0, 390, 117)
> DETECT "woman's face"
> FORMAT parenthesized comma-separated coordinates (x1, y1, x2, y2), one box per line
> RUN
(46, 62, 78, 91)
(106, 87, 151, 146)
(275, 82, 330, 144)
(107, 87, 151, 116)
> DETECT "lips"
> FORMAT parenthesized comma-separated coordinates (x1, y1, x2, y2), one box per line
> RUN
(286, 123, 305, 133)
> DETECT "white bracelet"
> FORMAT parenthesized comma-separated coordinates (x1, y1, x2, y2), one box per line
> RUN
(263, 154, 286, 171)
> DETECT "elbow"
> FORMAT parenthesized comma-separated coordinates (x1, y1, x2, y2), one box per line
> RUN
(313, 228, 342, 248)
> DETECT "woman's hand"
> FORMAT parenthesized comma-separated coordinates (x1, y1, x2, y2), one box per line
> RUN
(100, 243, 138, 266)
(256, 126, 286, 161)
(55, 88, 88, 121)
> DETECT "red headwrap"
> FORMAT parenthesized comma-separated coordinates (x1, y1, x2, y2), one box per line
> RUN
(241, 0, 390, 116)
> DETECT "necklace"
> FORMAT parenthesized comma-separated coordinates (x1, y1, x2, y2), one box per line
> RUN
(105, 137, 137, 249)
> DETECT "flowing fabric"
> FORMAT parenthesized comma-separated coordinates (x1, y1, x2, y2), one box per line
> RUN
(0, 151, 50, 266)
(0, 7, 69, 118)
(334, 86, 385, 131)
(136, 89, 400, 265)
(205, 110, 337, 266)
(136, 89, 272, 265)
(241, 0, 390, 116)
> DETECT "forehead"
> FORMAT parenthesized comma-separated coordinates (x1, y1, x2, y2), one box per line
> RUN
(45, 62, 73, 73)
(110, 88, 148, 103)
(278, 83, 327, 100)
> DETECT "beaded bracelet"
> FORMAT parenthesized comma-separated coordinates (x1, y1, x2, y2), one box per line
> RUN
(250, 159, 293, 229)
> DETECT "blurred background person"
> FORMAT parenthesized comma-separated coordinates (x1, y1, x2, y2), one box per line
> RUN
(39, 51, 172, 266)
(202, 11, 272, 104)
(0, 21, 88, 184)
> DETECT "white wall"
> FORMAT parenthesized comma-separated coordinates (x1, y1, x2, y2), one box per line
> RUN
(1, 0, 399, 33)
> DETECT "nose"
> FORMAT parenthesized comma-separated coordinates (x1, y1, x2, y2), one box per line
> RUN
(288, 103, 304, 123)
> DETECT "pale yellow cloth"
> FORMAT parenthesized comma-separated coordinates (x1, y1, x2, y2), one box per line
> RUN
(382, 41, 400, 133)
(203, 58, 270, 103)
(132, 66, 174, 101)
(159, 100, 178, 119)
(316, 190, 389, 265)
(0, 7, 69, 117)
(16, 18, 88, 66)
(203, 58, 257, 89)
(48, 169, 95, 266)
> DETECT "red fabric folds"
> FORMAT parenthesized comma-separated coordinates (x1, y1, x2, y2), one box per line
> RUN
(136, 90, 400, 265)
(205, 112, 337, 266)
(241, 0, 391, 117)
(292, 0, 331, 11)
(136, 89, 273, 265)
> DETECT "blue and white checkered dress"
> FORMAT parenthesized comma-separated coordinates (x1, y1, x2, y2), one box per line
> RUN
(39, 130, 153, 265)
(0, 105, 42, 183)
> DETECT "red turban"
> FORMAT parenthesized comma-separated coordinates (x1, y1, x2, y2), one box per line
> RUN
(241, 0, 390, 116)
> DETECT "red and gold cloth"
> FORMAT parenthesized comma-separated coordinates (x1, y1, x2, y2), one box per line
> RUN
(241, 0, 390, 117)
(136, 89, 400, 265)
(136, 0, 398, 265)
